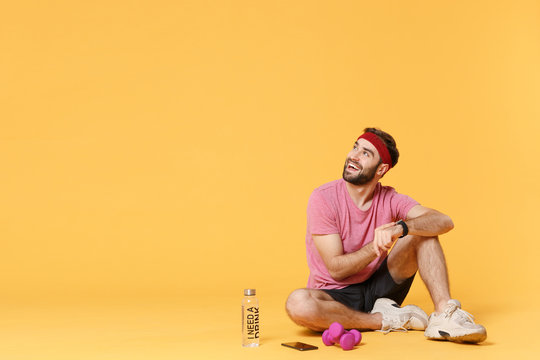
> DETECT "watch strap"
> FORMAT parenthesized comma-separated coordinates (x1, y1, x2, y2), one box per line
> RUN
(397, 219, 408, 238)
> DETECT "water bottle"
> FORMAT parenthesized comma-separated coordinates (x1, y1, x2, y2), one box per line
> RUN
(242, 289, 260, 347)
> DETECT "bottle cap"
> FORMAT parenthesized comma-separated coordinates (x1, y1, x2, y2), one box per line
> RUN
(244, 289, 256, 296)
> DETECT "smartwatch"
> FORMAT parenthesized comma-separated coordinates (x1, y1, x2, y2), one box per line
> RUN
(396, 219, 408, 238)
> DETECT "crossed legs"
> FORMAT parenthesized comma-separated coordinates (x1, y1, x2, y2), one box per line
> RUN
(285, 288, 383, 331)
(285, 235, 450, 331)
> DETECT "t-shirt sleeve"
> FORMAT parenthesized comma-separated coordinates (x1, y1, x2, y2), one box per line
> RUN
(307, 190, 339, 235)
(389, 190, 420, 221)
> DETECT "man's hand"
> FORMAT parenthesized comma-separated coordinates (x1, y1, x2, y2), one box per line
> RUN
(372, 222, 403, 257)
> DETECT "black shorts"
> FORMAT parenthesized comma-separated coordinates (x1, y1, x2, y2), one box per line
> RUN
(322, 258, 416, 313)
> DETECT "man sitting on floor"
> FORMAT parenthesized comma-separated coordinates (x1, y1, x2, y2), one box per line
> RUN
(285, 127, 486, 343)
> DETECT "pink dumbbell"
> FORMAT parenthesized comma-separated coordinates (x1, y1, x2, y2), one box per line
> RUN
(348, 329, 362, 345)
(322, 322, 362, 350)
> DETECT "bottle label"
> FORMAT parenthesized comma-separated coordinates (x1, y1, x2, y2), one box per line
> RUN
(245, 306, 260, 339)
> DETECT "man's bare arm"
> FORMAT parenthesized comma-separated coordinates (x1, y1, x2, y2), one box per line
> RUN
(372, 205, 454, 256)
(404, 204, 454, 236)
(312, 228, 390, 282)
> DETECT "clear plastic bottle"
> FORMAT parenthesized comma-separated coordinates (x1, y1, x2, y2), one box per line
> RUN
(242, 289, 260, 347)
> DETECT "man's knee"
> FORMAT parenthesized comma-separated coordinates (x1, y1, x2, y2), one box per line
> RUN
(285, 289, 318, 323)
(394, 234, 439, 254)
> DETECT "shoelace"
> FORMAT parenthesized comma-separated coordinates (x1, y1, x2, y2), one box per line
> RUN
(444, 303, 476, 324)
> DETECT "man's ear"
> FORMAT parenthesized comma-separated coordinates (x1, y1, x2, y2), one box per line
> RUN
(377, 163, 389, 176)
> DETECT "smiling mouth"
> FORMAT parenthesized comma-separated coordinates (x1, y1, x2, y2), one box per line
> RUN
(347, 162, 360, 171)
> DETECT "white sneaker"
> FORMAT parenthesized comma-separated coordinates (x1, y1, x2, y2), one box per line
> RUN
(424, 299, 487, 343)
(370, 298, 428, 333)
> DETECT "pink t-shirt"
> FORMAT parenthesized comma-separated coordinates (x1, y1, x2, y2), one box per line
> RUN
(306, 179, 419, 289)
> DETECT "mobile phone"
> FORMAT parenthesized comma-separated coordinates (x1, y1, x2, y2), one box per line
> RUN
(281, 342, 318, 351)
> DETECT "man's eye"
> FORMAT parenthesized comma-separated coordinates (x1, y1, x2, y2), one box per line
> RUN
(363, 151, 369, 156)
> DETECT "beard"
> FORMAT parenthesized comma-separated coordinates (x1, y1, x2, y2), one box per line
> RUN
(342, 159, 379, 185)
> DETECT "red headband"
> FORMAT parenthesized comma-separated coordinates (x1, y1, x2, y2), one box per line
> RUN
(357, 132, 393, 169)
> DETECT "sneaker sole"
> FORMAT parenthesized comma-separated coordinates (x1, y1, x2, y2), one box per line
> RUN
(426, 329, 487, 344)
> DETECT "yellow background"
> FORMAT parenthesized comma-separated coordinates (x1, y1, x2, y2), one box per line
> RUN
(1, 0, 539, 359)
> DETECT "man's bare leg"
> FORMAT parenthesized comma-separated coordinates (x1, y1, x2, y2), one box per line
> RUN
(387, 235, 451, 313)
(285, 288, 382, 331)
(387, 235, 487, 343)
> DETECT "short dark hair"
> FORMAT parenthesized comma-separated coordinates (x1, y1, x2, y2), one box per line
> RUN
(364, 127, 399, 167)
